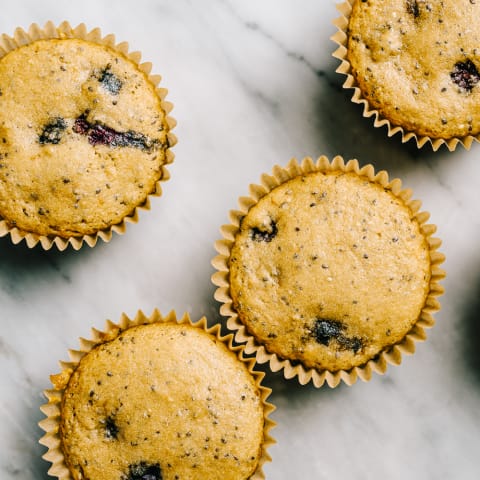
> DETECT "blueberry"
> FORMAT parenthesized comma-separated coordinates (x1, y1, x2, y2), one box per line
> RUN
(310, 319, 363, 353)
(116, 130, 155, 150)
(126, 462, 162, 480)
(88, 124, 117, 146)
(406, 0, 420, 18)
(72, 116, 90, 135)
(251, 220, 278, 242)
(73, 114, 157, 151)
(104, 416, 119, 440)
(311, 319, 342, 346)
(99, 66, 123, 95)
(450, 59, 480, 92)
(338, 335, 363, 354)
(39, 117, 67, 144)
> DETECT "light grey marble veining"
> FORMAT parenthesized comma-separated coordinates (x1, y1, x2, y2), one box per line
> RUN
(0, 1, 479, 479)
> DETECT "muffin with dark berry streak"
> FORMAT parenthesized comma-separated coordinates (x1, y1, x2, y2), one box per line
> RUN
(0, 22, 175, 249)
(212, 156, 445, 387)
(39, 311, 275, 480)
(333, 0, 480, 149)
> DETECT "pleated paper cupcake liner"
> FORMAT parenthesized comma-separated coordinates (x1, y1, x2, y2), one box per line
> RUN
(0, 21, 176, 250)
(39, 309, 275, 480)
(212, 155, 445, 387)
(332, 0, 479, 152)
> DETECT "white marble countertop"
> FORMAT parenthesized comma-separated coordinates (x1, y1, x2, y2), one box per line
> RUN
(1, 1, 479, 479)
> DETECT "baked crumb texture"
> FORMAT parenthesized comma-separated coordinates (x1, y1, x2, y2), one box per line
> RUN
(39, 310, 275, 480)
(212, 156, 445, 388)
(0, 22, 176, 250)
(332, 0, 480, 150)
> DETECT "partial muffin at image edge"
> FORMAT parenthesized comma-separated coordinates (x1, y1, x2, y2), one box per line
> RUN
(332, 0, 480, 151)
(212, 155, 445, 388)
(0, 21, 176, 250)
(38, 310, 275, 480)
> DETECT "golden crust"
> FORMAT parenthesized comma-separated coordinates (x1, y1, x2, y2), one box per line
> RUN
(347, 0, 480, 138)
(60, 322, 264, 480)
(0, 38, 169, 237)
(229, 171, 431, 372)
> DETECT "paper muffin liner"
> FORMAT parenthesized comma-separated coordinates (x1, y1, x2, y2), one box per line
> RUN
(212, 155, 446, 388)
(38, 309, 276, 480)
(331, 0, 478, 152)
(0, 21, 177, 250)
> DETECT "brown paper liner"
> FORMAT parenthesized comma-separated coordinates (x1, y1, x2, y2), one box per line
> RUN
(212, 155, 446, 388)
(0, 21, 177, 250)
(331, 0, 477, 152)
(38, 309, 275, 480)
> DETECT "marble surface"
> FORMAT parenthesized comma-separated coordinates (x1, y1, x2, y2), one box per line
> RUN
(0, 1, 479, 479)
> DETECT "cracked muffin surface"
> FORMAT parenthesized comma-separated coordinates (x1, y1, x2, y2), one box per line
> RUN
(229, 171, 431, 372)
(0, 37, 170, 237)
(347, 0, 480, 138)
(59, 322, 264, 480)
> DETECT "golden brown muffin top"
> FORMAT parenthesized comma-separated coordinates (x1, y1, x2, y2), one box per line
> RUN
(347, 0, 480, 138)
(0, 38, 170, 237)
(60, 322, 264, 480)
(229, 171, 431, 372)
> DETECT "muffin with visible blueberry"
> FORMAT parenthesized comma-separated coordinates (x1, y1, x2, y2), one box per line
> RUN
(0, 22, 176, 250)
(39, 310, 275, 480)
(332, 0, 480, 150)
(212, 156, 445, 387)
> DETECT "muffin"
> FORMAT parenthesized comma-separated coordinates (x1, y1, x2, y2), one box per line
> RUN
(0, 22, 176, 250)
(332, 0, 480, 150)
(39, 310, 275, 480)
(212, 156, 445, 387)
